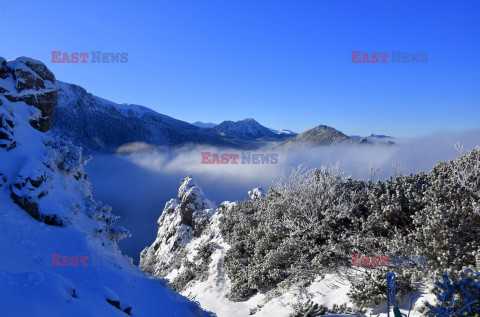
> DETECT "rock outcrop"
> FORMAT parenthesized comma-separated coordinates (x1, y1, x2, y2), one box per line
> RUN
(140, 176, 217, 276)
(0, 56, 128, 237)
(0, 56, 57, 132)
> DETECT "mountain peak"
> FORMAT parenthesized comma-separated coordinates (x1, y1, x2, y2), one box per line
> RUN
(279, 124, 350, 148)
(214, 118, 292, 141)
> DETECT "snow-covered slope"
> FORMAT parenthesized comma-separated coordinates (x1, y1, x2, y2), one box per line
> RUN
(0, 56, 211, 316)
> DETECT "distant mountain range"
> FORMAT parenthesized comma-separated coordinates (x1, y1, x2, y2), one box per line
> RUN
(278, 125, 395, 149)
(51, 81, 393, 153)
(192, 121, 217, 128)
(213, 118, 292, 141)
(193, 120, 298, 138)
(350, 133, 395, 144)
(52, 83, 295, 152)
(271, 128, 298, 135)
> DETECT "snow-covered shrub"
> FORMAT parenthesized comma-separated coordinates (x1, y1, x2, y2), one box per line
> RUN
(290, 300, 357, 316)
(346, 173, 428, 305)
(193, 242, 216, 281)
(348, 269, 415, 310)
(170, 241, 217, 292)
(290, 300, 327, 316)
(222, 164, 365, 301)
(170, 265, 197, 292)
(221, 148, 480, 309)
(45, 139, 91, 176)
(350, 148, 480, 306)
(410, 150, 480, 276)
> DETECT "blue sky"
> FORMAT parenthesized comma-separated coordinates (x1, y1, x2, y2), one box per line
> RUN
(1, 0, 479, 137)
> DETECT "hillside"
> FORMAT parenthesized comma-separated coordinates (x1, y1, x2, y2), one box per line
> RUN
(0, 56, 211, 316)
(52, 81, 252, 152)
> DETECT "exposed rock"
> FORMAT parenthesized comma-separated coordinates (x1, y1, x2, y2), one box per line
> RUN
(0, 56, 57, 132)
(0, 112, 14, 149)
(10, 190, 63, 226)
(0, 57, 8, 79)
(8, 165, 64, 226)
(20, 58, 56, 83)
(105, 291, 132, 315)
(177, 176, 216, 234)
(140, 176, 216, 276)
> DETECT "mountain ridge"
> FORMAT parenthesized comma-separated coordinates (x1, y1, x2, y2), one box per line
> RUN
(213, 118, 292, 141)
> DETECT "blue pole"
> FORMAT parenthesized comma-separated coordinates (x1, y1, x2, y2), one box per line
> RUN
(387, 273, 402, 317)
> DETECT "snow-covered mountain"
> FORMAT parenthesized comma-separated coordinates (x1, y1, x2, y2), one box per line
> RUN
(192, 121, 217, 129)
(52, 81, 254, 152)
(278, 124, 353, 149)
(52, 85, 296, 153)
(350, 133, 395, 145)
(279, 125, 395, 149)
(52, 82, 392, 153)
(0, 56, 211, 316)
(214, 118, 292, 141)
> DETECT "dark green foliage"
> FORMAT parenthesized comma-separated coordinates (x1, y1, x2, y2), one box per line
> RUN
(170, 242, 216, 291)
